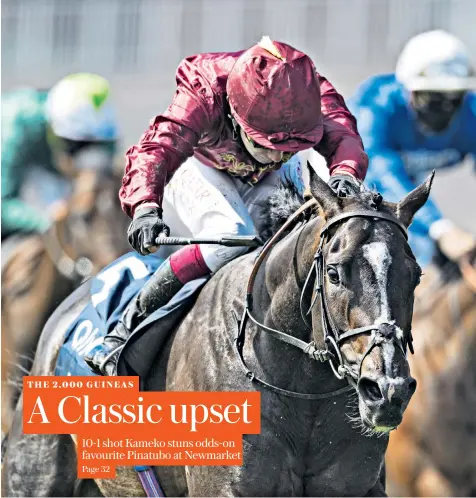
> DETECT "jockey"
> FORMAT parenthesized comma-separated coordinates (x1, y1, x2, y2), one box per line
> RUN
(1, 73, 119, 240)
(85, 37, 369, 375)
(349, 30, 476, 267)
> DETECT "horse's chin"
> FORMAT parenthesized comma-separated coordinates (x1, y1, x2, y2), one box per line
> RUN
(359, 403, 399, 433)
(373, 425, 395, 433)
(361, 416, 396, 434)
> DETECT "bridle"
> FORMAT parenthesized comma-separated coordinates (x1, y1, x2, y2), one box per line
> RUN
(40, 172, 118, 283)
(42, 216, 93, 282)
(235, 199, 413, 399)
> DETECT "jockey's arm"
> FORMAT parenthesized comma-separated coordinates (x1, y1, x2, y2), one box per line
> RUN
(354, 105, 444, 237)
(1, 198, 51, 235)
(313, 74, 369, 180)
(2, 147, 50, 234)
(1, 93, 51, 234)
(468, 135, 476, 173)
(119, 61, 215, 218)
(467, 95, 476, 171)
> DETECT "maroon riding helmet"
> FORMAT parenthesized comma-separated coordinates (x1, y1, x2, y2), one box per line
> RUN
(227, 38, 323, 152)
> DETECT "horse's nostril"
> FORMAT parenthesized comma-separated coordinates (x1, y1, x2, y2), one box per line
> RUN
(358, 377, 383, 402)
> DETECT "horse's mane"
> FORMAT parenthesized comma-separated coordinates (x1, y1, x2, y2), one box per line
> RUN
(259, 180, 384, 240)
(258, 180, 305, 240)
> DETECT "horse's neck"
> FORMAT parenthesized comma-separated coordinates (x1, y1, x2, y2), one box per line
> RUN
(249, 218, 340, 391)
(64, 177, 129, 266)
(262, 219, 319, 337)
(412, 266, 476, 373)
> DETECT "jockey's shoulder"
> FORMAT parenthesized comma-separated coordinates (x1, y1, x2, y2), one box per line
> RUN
(176, 50, 245, 98)
(2, 87, 48, 126)
(464, 90, 476, 116)
(351, 73, 406, 111)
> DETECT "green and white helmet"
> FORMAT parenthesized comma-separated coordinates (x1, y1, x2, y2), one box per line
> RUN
(396, 30, 476, 92)
(46, 73, 119, 142)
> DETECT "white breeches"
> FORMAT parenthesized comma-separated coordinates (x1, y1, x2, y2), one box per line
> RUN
(161, 155, 304, 273)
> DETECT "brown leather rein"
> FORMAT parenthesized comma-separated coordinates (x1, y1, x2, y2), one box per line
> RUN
(234, 200, 411, 400)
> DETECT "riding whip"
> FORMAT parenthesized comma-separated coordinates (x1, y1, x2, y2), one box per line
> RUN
(154, 235, 262, 247)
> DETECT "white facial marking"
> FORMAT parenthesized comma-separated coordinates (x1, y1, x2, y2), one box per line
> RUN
(363, 241, 392, 323)
(382, 342, 395, 378)
(395, 325, 404, 340)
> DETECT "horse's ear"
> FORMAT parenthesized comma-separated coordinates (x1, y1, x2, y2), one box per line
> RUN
(389, 171, 435, 227)
(308, 162, 339, 218)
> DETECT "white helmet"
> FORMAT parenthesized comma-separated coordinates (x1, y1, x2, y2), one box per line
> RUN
(396, 30, 476, 92)
(46, 73, 119, 142)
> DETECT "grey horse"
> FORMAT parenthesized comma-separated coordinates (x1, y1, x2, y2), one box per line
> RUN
(2, 167, 433, 497)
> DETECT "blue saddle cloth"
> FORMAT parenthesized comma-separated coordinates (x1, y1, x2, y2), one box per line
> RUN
(55, 252, 208, 377)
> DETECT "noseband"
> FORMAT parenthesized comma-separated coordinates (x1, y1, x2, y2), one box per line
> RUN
(234, 199, 412, 399)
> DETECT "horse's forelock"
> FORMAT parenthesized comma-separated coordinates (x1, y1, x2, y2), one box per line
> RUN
(259, 180, 390, 242)
(342, 186, 386, 213)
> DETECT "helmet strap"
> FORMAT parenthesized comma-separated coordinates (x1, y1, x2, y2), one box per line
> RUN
(228, 113, 239, 141)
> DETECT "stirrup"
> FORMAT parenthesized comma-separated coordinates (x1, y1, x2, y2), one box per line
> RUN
(97, 344, 125, 376)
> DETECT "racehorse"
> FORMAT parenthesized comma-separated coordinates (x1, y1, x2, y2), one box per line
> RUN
(2, 167, 432, 496)
(1, 169, 130, 435)
(386, 249, 476, 496)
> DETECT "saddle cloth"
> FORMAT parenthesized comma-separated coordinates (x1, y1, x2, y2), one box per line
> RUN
(55, 252, 208, 378)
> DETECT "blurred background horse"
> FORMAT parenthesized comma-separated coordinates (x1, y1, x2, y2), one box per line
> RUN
(386, 249, 476, 496)
(1, 169, 130, 434)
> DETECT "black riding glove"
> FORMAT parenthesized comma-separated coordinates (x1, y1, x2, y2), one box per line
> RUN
(328, 174, 362, 197)
(127, 207, 170, 255)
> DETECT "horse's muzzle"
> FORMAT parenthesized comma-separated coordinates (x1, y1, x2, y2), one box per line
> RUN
(358, 375, 417, 429)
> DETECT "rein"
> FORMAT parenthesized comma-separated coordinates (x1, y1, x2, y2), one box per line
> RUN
(235, 200, 411, 399)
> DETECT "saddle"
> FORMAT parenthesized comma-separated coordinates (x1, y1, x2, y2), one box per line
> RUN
(55, 252, 208, 380)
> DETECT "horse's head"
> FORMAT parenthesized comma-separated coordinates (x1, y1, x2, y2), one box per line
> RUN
(52, 169, 130, 276)
(308, 167, 433, 433)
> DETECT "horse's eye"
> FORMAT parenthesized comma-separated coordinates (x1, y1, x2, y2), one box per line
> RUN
(326, 266, 340, 284)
